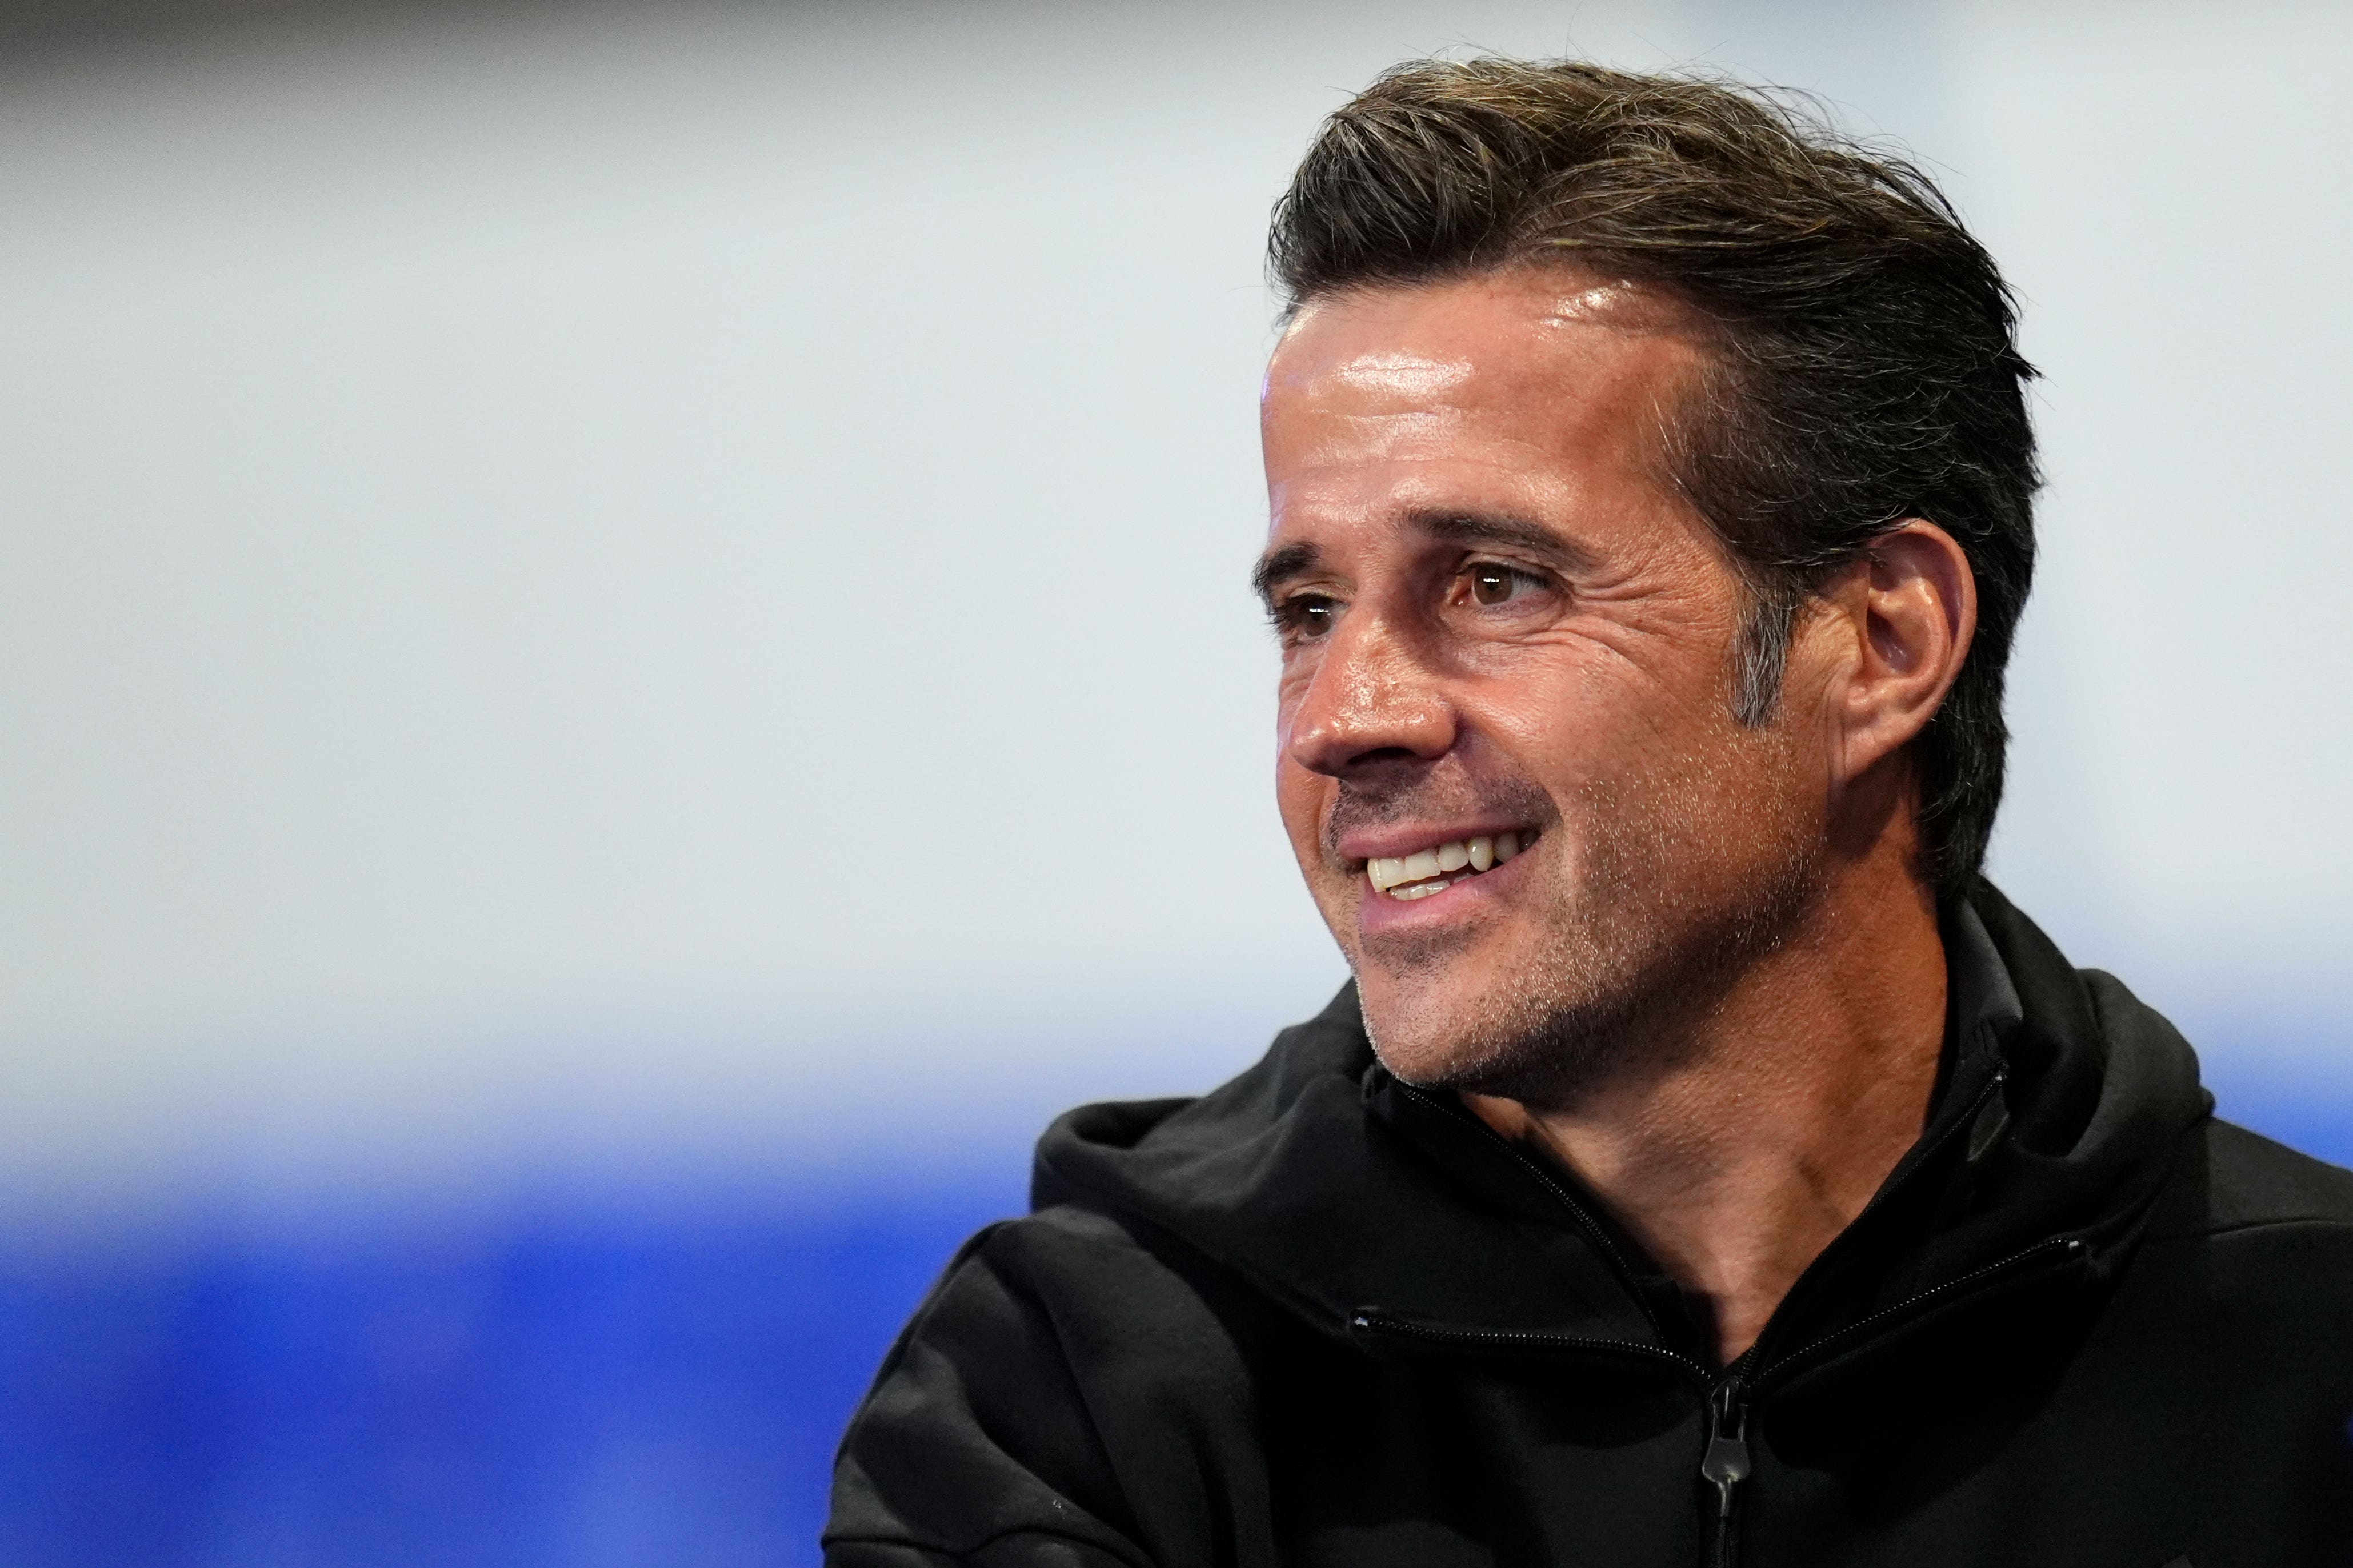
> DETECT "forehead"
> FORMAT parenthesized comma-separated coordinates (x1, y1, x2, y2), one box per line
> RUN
(1260, 270, 1704, 542)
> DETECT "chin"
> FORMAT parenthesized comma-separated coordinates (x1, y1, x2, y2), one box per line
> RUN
(1339, 897, 1557, 1090)
(1354, 997, 1463, 1086)
(1356, 960, 1557, 1090)
(1350, 914, 1673, 1109)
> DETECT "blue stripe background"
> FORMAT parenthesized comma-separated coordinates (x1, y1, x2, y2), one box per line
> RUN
(3, 1061, 2343, 1568)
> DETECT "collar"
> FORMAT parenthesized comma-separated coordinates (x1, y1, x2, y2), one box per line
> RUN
(1359, 895, 2028, 1364)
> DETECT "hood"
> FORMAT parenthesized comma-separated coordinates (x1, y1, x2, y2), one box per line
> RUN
(1031, 881, 2212, 1373)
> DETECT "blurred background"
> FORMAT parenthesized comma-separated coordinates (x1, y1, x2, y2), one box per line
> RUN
(1, 0, 2347, 1562)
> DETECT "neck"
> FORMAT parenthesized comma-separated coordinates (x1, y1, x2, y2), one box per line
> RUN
(1465, 849, 1948, 1366)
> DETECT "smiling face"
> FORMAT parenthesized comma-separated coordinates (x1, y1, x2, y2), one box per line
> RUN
(1259, 271, 1835, 1103)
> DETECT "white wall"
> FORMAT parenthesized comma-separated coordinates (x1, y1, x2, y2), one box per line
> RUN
(2, 0, 2345, 1218)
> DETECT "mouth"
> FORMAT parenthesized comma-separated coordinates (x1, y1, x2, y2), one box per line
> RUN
(1360, 828, 1540, 902)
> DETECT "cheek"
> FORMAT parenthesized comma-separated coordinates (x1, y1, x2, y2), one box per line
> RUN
(1600, 704, 1822, 886)
(1272, 657, 1318, 736)
(1480, 642, 1786, 865)
(1272, 756, 1323, 852)
(1472, 655, 1684, 797)
(1272, 667, 1332, 852)
(1550, 632, 1730, 756)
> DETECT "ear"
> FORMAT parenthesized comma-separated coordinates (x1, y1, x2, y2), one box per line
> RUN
(1820, 519, 1976, 789)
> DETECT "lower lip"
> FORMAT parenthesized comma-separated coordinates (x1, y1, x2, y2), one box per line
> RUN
(1355, 845, 1534, 939)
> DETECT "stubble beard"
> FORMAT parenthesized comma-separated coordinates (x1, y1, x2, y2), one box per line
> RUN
(1353, 765, 1826, 1115)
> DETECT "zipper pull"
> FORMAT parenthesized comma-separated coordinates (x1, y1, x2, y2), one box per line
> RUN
(1700, 1377, 1751, 1519)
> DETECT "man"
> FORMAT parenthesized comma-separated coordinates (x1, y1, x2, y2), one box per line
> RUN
(826, 61, 2353, 1566)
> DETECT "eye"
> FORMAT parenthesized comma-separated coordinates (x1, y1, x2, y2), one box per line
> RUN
(1274, 593, 1339, 641)
(1462, 562, 1547, 608)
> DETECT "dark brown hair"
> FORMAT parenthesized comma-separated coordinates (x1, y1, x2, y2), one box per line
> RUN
(1268, 59, 2039, 897)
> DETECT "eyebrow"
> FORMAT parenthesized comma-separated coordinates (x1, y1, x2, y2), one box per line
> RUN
(1251, 511, 1596, 608)
(1410, 510, 1599, 572)
(1251, 541, 1322, 608)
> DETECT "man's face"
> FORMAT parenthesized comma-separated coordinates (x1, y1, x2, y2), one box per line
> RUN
(1258, 270, 1831, 1102)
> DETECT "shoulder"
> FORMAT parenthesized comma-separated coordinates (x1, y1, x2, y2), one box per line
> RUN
(2143, 1116, 2353, 1264)
(827, 1206, 1278, 1566)
(854, 1205, 1252, 1404)
(951, 1205, 1218, 1320)
(851, 1200, 1278, 1425)
(954, 1203, 1290, 1378)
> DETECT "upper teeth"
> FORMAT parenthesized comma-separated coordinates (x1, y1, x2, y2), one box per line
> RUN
(1366, 831, 1528, 895)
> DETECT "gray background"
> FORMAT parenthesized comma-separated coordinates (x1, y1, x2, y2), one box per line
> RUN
(3, 0, 2345, 1222)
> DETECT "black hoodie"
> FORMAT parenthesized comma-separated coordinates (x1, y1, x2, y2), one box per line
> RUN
(826, 884, 2353, 1566)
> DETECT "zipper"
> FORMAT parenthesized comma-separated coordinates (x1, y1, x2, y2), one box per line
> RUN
(1350, 1234, 2081, 1567)
(1390, 1064, 2011, 1360)
(1345, 1307, 1710, 1379)
(1346, 1306, 1730, 1559)
(1699, 1375, 1750, 1568)
(1686, 1232, 2082, 1566)
(1743, 1232, 2086, 1392)
(1367, 1064, 2092, 1565)
(1746, 1069, 2008, 1349)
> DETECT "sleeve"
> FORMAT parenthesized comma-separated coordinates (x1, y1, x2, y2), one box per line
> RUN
(822, 1211, 1270, 1567)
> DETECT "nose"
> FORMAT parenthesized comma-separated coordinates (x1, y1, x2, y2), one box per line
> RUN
(1283, 610, 1457, 780)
